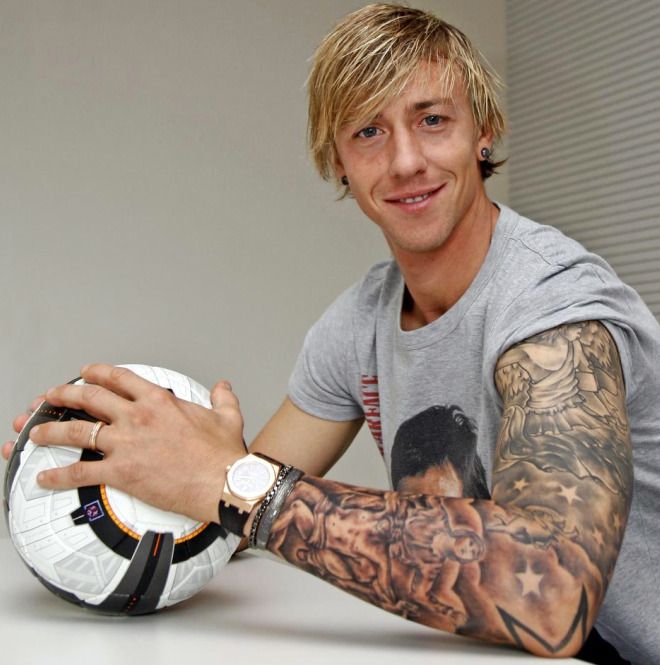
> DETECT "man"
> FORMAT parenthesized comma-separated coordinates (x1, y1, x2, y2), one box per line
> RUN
(6, 4, 659, 663)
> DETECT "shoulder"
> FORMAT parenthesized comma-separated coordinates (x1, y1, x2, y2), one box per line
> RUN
(489, 207, 660, 407)
(498, 205, 594, 270)
(317, 259, 397, 326)
(493, 205, 632, 313)
(299, 260, 396, 357)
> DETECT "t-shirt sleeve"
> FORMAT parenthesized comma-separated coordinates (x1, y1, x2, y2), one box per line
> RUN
(486, 260, 649, 405)
(288, 284, 364, 422)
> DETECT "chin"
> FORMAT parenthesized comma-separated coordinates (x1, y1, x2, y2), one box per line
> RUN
(391, 233, 453, 255)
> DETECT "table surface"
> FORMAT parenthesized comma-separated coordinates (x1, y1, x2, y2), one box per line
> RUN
(0, 539, 580, 665)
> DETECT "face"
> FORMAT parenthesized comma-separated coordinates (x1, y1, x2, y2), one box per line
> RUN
(452, 535, 483, 563)
(397, 460, 464, 498)
(334, 63, 492, 256)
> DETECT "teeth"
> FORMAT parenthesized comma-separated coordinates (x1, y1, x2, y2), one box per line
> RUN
(400, 193, 430, 203)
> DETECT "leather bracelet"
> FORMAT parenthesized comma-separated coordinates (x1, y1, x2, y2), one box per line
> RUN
(247, 465, 293, 548)
(254, 467, 304, 550)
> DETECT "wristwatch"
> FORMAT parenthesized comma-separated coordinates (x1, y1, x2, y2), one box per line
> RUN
(219, 453, 282, 536)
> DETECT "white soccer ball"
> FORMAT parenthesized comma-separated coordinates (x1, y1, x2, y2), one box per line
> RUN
(3, 364, 240, 615)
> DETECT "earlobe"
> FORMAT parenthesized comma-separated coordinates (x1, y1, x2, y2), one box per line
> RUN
(334, 162, 349, 188)
(478, 130, 494, 161)
(334, 157, 347, 186)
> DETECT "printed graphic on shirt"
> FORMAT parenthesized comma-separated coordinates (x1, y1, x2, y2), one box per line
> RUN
(361, 375, 383, 456)
(391, 405, 490, 500)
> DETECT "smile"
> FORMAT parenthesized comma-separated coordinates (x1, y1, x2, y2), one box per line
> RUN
(399, 193, 430, 203)
(386, 185, 444, 207)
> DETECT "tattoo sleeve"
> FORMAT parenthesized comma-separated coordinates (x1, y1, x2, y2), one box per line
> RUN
(266, 321, 633, 657)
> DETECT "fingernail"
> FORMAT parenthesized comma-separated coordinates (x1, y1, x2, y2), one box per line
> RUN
(81, 364, 90, 374)
(37, 472, 45, 486)
(31, 425, 40, 437)
(223, 381, 232, 391)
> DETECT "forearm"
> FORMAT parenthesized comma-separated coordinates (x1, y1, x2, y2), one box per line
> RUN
(266, 475, 603, 657)
(248, 398, 363, 477)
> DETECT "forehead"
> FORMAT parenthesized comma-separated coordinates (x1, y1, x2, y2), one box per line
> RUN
(347, 60, 469, 125)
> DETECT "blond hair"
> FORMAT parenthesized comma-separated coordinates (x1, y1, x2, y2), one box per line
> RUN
(307, 3, 506, 186)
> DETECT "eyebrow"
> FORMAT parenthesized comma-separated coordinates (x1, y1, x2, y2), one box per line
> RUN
(358, 97, 455, 127)
(409, 97, 454, 112)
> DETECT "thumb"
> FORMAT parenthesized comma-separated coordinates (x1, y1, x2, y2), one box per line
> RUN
(210, 379, 237, 407)
(210, 380, 244, 431)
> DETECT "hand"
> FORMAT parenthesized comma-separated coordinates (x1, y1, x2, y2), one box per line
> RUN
(30, 364, 247, 525)
(2, 394, 47, 461)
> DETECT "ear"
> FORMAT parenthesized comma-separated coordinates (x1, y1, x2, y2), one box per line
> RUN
(333, 152, 346, 182)
(477, 128, 494, 159)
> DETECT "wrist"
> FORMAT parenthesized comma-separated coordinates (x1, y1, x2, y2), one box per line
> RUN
(218, 453, 283, 537)
(217, 452, 303, 548)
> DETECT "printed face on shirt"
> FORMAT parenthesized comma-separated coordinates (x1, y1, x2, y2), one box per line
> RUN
(397, 459, 464, 497)
(391, 404, 490, 501)
(333, 62, 492, 257)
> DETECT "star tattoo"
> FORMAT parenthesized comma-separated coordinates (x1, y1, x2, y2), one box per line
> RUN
(557, 484, 580, 505)
(515, 563, 544, 598)
(512, 478, 529, 493)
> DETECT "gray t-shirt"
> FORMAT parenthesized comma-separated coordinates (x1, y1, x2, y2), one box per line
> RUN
(289, 204, 660, 664)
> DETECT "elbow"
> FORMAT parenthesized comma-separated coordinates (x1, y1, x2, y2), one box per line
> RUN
(499, 584, 595, 659)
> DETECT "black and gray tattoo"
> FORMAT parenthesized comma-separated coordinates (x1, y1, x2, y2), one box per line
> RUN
(267, 321, 633, 657)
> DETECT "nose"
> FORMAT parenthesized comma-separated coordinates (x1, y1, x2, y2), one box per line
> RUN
(388, 128, 427, 179)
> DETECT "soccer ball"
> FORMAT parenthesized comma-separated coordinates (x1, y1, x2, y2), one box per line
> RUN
(3, 365, 240, 615)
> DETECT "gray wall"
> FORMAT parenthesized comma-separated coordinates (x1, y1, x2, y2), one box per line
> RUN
(506, 0, 660, 320)
(1, 0, 507, 537)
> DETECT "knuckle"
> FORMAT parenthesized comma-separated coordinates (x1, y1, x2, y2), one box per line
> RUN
(82, 383, 102, 403)
(221, 406, 244, 430)
(110, 366, 131, 384)
(69, 461, 88, 485)
(130, 403, 155, 428)
(115, 458, 140, 486)
(150, 387, 173, 406)
(70, 419, 88, 442)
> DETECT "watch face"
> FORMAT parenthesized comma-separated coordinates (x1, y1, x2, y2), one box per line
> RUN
(227, 457, 275, 501)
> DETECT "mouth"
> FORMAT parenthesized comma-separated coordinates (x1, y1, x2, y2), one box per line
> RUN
(386, 185, 444, 207)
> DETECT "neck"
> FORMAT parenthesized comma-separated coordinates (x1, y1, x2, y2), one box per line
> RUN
(395, 197, 499, 331)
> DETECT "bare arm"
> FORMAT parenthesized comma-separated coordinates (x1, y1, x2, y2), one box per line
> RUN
(249, 397, 363, 477)
(265, 321, 633, 657)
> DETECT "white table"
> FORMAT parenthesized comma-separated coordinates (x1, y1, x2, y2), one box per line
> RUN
(0, 540, 579, 665)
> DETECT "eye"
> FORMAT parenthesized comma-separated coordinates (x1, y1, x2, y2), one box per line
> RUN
(423, 114, 444, 127)
(355, 126, 381, 139)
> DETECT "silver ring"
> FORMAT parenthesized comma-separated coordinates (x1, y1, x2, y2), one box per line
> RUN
(88, 420, 105, 452)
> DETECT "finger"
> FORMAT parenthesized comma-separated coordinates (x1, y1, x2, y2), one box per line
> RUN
(45, 382, 125, 423)
(80, 364, 157, 401)
(13, 394, 45, 433)
(31, 419, 110, 453)
(13, 412, 31, 434)
(29, 394, 47, 412)
(2, 440, 14, 461)
(210, 380, 243, 431)
(37, 460, 105, 491)
(210, 379, 241, 410)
